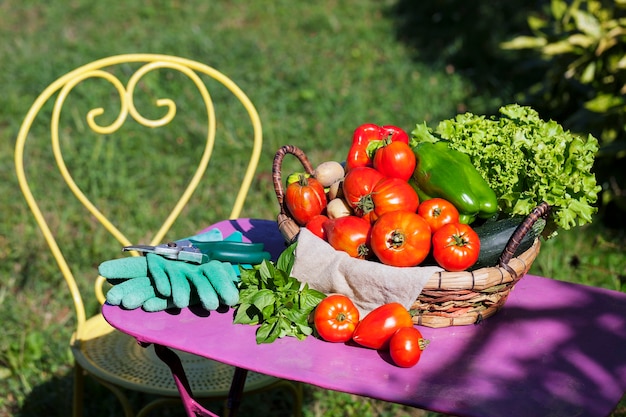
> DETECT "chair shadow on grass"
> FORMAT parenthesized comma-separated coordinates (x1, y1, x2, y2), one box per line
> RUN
(19, 368, 299, 417)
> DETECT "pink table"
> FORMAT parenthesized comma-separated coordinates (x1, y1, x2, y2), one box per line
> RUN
(102, 218, 626, 417)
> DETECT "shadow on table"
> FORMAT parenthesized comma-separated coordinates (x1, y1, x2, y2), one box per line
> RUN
(403, 282, 626, 417)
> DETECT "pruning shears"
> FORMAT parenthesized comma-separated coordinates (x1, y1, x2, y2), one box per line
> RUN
(123, 235, 271, 265)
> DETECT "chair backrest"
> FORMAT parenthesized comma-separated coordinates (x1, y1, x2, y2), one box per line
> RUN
(14, 54, 263, 336)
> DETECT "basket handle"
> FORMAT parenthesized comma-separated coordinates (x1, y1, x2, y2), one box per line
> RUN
(498, 201, 550, 274)
(272, 145, 316, 244)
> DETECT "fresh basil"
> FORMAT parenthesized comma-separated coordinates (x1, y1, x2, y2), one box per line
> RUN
(233, 243, 326, 344)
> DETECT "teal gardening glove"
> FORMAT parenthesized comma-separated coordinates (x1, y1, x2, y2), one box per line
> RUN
(98, 229, 270, 312)
(100, 255, 240, 311)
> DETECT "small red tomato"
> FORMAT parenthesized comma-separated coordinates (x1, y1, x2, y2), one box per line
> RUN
(373, 140, 417, 181)
(306, 214, 329, 240)
(323, 216, 372, 259)
(352, 303, 413, 350)
(432, 222, 481, 271)
(314, 294, 360, 343)
(369, 210, 431, 267)
(389, 327, 430, 368)
(417, 198, 460, 232)
(285, 175, 327, 226)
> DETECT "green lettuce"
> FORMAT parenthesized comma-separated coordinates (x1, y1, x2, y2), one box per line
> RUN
(412, 104, 602, 237)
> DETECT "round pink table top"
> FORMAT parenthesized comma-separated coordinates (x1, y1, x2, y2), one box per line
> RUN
(103, 218, 626, 417)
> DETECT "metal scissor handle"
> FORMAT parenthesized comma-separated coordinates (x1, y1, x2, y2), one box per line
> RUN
(123, 242, 208, 264)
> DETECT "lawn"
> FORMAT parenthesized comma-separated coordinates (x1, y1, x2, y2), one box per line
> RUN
(0, 1, 624, 416)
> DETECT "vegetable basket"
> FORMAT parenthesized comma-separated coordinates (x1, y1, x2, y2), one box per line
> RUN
(272, 145, 549, 328)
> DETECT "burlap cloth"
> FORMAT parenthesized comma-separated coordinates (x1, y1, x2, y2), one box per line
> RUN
(291, 228, 443, 317)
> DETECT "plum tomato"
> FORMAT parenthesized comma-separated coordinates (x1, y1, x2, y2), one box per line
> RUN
(432, 222, 480, 271)
(352, 302, 414, 350)
(369, 210, 431, 267)
(314, 294, 360, 343)
(389, 327, 429, 368)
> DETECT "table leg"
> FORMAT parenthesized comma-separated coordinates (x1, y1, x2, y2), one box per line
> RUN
(224, 367, 248, 417)
(153, 344, 220, 417)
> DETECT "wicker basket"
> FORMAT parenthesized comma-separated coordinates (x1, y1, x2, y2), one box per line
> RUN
(272, 145, 549, 328)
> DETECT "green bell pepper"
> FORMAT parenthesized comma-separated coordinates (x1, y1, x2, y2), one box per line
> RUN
(410, 141, 498, 224)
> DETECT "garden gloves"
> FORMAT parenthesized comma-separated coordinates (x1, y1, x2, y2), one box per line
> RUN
(98, 229, 270, 312)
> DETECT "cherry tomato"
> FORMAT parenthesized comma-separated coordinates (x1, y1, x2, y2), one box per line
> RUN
(389, 327, 429, 368)
(285, 175, 327, 226)
(314, 294, 360, 343)
(352, 303, 414, 350)
(370, 210, 432, 267)
(373, 141, 416, 181)
(432, 222, 481, 271)
(323, 216, 372, 259)
(417, 198, 460, 232)
(305, 214, 329, 240)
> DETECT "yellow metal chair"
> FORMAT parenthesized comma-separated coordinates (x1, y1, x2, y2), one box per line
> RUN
(14, 54, 301, 417)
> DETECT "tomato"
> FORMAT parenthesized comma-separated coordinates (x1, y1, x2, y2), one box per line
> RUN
(432, 222, 481, 271)
(285, 174, 327, 226)
(314, 294, 360, 343)
(365, 177, 419, 223)
(345, 124, 410, 172)
(389, 327, 429, 368)
(342, 167, 385, 211)
(344, 169, 419, 223)
(352, 303, 414, 350)
(369, 210, 431, 267)
(373, 141, 416, 181)
(305, 214, 329, 240)
(417, 198, 460, 232)
(323, 216, 372, 259)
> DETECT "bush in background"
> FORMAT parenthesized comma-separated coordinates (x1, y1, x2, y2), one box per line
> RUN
(502, 0, 626, 224)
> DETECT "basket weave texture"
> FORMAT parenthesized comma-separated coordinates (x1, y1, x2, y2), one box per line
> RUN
(272, 145, 549, 328)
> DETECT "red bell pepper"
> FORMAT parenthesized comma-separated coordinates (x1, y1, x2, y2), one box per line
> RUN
(345, 123, 409, 171)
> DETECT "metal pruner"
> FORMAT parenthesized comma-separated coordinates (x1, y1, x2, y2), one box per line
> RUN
(122, 241, 208, 264)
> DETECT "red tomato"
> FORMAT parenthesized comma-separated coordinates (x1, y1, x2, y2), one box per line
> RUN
(364, 177, 419, 223)
(344, 169, 419, 223)
(389, 327, 429, 368)
(342, 167, 385, 210)
(323, 216, 372, 259)
(285, 175, 327, 226)
(345, 124, 410, 172)
(305, 214, 329, 240)
(373, 141, 416, 181)
(432, 222, 481, 271)
(314, 294, 360, 343)
(417, 198, 460, 232)
(352, 303, 413, 350)
(370, 210, 432, 267)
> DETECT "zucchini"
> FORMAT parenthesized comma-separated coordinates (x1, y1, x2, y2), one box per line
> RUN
(470, 216, 545, 270)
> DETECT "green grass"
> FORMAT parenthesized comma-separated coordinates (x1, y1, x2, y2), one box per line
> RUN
(0, 1, 624, 417)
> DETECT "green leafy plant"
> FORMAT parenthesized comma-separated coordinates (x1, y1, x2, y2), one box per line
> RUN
(234, 244, 326, 344)
(412, 104, 602, 237)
